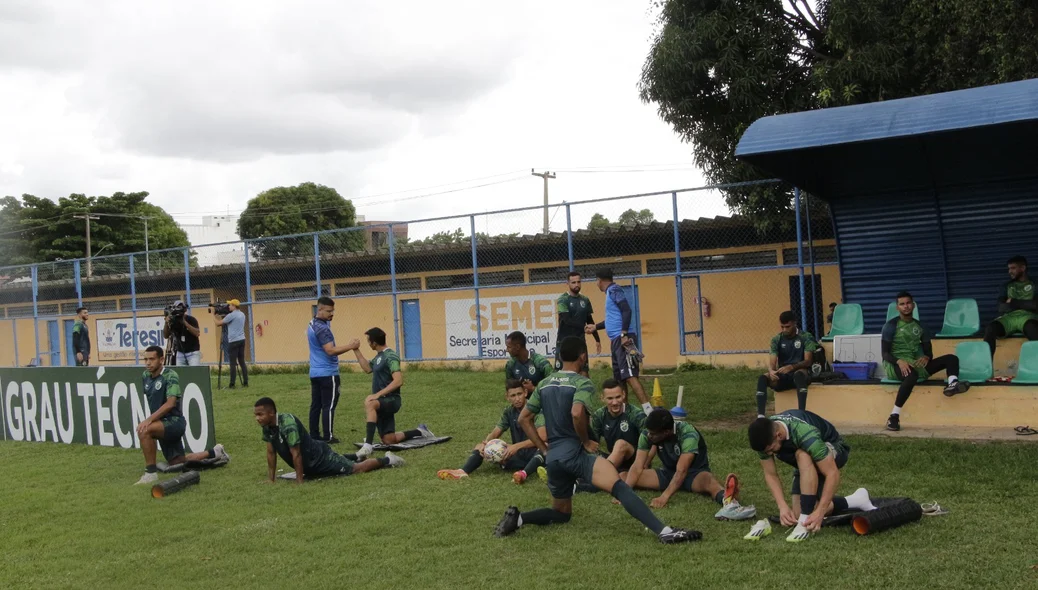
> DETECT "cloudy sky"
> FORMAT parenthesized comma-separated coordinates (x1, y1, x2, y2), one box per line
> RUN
(0, 0, 730, 240)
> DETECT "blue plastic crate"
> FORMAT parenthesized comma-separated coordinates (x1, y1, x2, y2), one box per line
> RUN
(833, 362, 876, 381)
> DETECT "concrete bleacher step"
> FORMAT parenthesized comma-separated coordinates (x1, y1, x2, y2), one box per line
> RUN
(821, 336, 1025, 376)
(776, 381, 1038, 430)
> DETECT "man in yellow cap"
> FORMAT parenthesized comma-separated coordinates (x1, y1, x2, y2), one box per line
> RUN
(214, 298, 248, 388)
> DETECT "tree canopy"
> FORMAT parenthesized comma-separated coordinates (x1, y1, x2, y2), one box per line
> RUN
(639, 0, 1038, 225)
(587, 209, 656, 231)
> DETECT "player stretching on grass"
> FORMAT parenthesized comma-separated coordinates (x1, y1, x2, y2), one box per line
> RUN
(437, 379, 547, 481)
(588, 379, 645, 473)
(355, 327, 434, 459)
(134, 346, 229, 485)
(505, 331, 554, 396)
(254, 397, 403, 484)
(493, 336, 702, 544)
(747, 410, 876, 542)
(622, 409, 755, 521)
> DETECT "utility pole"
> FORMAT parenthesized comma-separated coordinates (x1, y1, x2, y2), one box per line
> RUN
(531, 169, 556, 234)
(73, 213, 101, 278)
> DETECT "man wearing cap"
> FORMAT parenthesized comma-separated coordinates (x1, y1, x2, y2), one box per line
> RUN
(215, 299, 248, 388)
(163, 300, 202, 366)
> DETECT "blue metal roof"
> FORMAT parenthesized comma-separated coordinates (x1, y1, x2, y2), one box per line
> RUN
(735, 79, 1038, 198)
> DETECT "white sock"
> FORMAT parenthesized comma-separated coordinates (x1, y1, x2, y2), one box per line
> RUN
(948, 376, 958, 385)
(846, 488, 877, 511)
(660, 526, 673, 535)
(641, 402, 653, 414)
(757, 414, 766, 419)
(891, 406, 901, 415)
(517, 515, 523, 527)
(797, 513, 809, 525)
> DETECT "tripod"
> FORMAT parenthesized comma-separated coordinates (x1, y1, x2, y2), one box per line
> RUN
(217, 325, 228, 390)
(165, 335, 177, 366)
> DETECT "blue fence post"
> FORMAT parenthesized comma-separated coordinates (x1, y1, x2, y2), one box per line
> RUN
(672, 192, 686, 354)
(470, 215, 483, 359)
(388, 224, 402, 356)
(74, 260, 83, 307)
(805, 192, 821, 336)
(183, 248, 191, 306)
(565, 203, 574, 271)
(245, 241, 255, 364)
(130, 255, 139, 364)
(794, 187, 808, 333)
(31, 265, 40, 365)
(313, 233, 321, 297)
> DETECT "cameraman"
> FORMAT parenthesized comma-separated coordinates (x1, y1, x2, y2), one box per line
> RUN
(214, 299, 248, 388)
(164, 300, 202, 366)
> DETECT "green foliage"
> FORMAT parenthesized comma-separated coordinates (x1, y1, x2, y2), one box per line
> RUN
(639, 0, 1038, 226)
(586, 209, 656, 231)
(403, 228, 521, 247)
(237, 182, 365, 260)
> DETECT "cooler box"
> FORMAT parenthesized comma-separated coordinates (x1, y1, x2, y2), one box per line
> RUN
(833, 362, 877, 381)
(833, 334, 883, 378)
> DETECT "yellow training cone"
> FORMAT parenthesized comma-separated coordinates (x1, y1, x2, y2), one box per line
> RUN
(651, 377, 665, 407)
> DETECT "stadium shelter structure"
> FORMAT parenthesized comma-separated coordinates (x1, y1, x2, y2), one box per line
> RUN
(0, 215, 841, 370)
(736, 77, 1038, 430)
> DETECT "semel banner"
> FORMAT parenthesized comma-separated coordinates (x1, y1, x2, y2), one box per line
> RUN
(0, 365, 215, 453)
(445, 294, 559, 359)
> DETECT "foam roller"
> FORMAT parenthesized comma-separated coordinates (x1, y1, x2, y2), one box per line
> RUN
(852, 498, 922, 535)
(151, 470, 200, 499)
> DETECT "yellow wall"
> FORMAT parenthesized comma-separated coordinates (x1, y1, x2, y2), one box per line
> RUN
(250, 296, 397, 363)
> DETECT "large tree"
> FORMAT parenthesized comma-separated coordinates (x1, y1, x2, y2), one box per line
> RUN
(237, 182, 365, 260)
(586, 209, 656, 231)
(639, 0, 1038, 226)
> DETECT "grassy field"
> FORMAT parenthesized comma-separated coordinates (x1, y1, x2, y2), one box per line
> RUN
(1, 366, 1037, 589)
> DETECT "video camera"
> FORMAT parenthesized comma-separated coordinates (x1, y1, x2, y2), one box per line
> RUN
(208, 302, 231, 316)
(164, 300, 187, 321)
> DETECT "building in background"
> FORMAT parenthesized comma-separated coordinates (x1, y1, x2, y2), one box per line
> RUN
(356, 215, 408, 249)
(178, 214, 248, 267)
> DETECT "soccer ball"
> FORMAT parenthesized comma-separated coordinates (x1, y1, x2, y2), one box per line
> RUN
(482, 439, 508, 463)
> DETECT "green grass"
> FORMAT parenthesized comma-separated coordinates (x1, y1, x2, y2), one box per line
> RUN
(2, 368, 1037, 589)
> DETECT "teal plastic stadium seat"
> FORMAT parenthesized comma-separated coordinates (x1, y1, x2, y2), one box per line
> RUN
(885, 301, 920, 322)
(1015, 341, 1038, 384)
(955, 341, 993, 382)
(936, 298, 980, 337)
(822, 304, 864, 341)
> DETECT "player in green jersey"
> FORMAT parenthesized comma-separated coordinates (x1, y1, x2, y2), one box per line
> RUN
(622, 409, 755, 520)
(555, 272, 601, 376)
(493, 337, 702, 544)
(254, 397, 403, 484)
(588, 379, 645, 472)
(755, 311, 818, 418)
(505, 331, 554, 396)
(984, 256, 1038, 357)
(748, 410, 876, 542)
(882, 291, 969, 431)
(354, 327, 435, 459)
(134, 346, 229, 485)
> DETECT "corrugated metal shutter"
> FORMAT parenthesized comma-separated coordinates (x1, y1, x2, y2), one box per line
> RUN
(831, 190, 948, 333)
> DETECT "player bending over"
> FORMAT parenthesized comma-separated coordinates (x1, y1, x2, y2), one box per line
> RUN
(747, 410, 875, 542)
(622, 409, 755, 521)
(354, 327, 435, 458)
(254, 397, 403, 484)
(437, 379, 547, 481)
(135, 346, 229, 485)
(493, 336, 702, 544)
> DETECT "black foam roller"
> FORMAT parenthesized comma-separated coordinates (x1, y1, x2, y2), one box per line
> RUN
(151, 470, 200, 499)
(852, 498, 922, 535)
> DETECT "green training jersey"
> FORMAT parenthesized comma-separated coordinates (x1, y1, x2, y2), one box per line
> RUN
(881, 318, 931, 362)
(72, 320, 90, 355)
(372, 348, 402, 396)
(262, 412, 328, 470)
(524, 371, 595, 458)
(637, 421, 709, 472)
(505, 351, 553, 385)
(998, 279, 1038, 321)
(759, 409, 847, 467)
(556, 292, 594, 340)
(590, 404, 645, 452)
(769, 330, 818, 368)
(142, 368, 182, 420)
(495, 406, 545, 444)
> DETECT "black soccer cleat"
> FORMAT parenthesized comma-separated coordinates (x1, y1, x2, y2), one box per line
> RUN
(494, 506, 521, 538)
(943, 380, 970, 397)
(886, 414, 900, 432)
(658, 528, 702, 544)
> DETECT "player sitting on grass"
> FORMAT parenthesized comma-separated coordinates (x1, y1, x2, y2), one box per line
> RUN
(747, 410, 876, 542)
(588, 379, 645, 472)
(755, 311, 818, 418)
(621, 409, 755, 520)
(254, 397, 403, 484)
(437, 379, 547, 481)
(354, 327, 435, 459)
(493, 336, 702, 544)
(505, 330, 554, 397)
(135, 345, 229, 485)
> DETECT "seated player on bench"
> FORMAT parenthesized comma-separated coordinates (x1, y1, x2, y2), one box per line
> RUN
(254, 397, 403, 484)
(755, 311, 818, 418)
(882, 291, 969, 432)
(622, 409, 755, 520)
(747, 410, 876, 542)
(505, 330, 554, 397)
(437, 379, 547, 482)
(984, 255, 1038, 358)
(135, 345, 229, 485)
(588, 379, 646, 473)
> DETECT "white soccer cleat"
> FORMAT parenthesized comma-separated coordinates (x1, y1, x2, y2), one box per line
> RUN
(356, 443, 374, 459)
(743, 519, 772, 541)
(786, 523, 812, 543)
(134, 472, 159, 486)
(384, 451, 405, 468)
(417, 424, 436, 438)
(715, 502, 757, 521)
(214, 443, 231, 462)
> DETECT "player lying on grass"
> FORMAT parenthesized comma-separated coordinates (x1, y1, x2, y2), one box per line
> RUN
(437, 379, 548, 481)
(254, 397, 403, 484)
(135, 345, 229, 485)
(354, 327, 435, 459)
(494, 336, 702, 544)
(588, 379, 645, 472)
(621, 409, 755, 521)
(747, 410, 876, 542)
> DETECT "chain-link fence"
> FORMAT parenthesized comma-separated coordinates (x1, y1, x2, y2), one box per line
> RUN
(0, 181, 838, 368)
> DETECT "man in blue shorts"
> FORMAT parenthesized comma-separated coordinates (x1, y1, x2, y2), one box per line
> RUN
(587, 268, 651, 413)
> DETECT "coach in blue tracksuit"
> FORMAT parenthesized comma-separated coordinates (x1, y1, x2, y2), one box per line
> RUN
(308, 296, 360, 443)
(589, 268, 652, 413)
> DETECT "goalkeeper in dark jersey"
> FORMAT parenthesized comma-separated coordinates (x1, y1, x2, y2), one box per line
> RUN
(555, 272, 600, 376)
(983, 255, 1038, 357)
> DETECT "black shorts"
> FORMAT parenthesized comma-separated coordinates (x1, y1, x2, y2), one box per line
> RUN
(772, 372, 797, 392)
(376, 394, 402, 435)
(599, 450, 636, 473)
(546, 449, 598, 500)
(159, 417, 186, 461)
(655, 467, 711, 492)
(500, 448, 538, 472)
(610, 335, 640, 381)
(791, 444, 849, 495)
